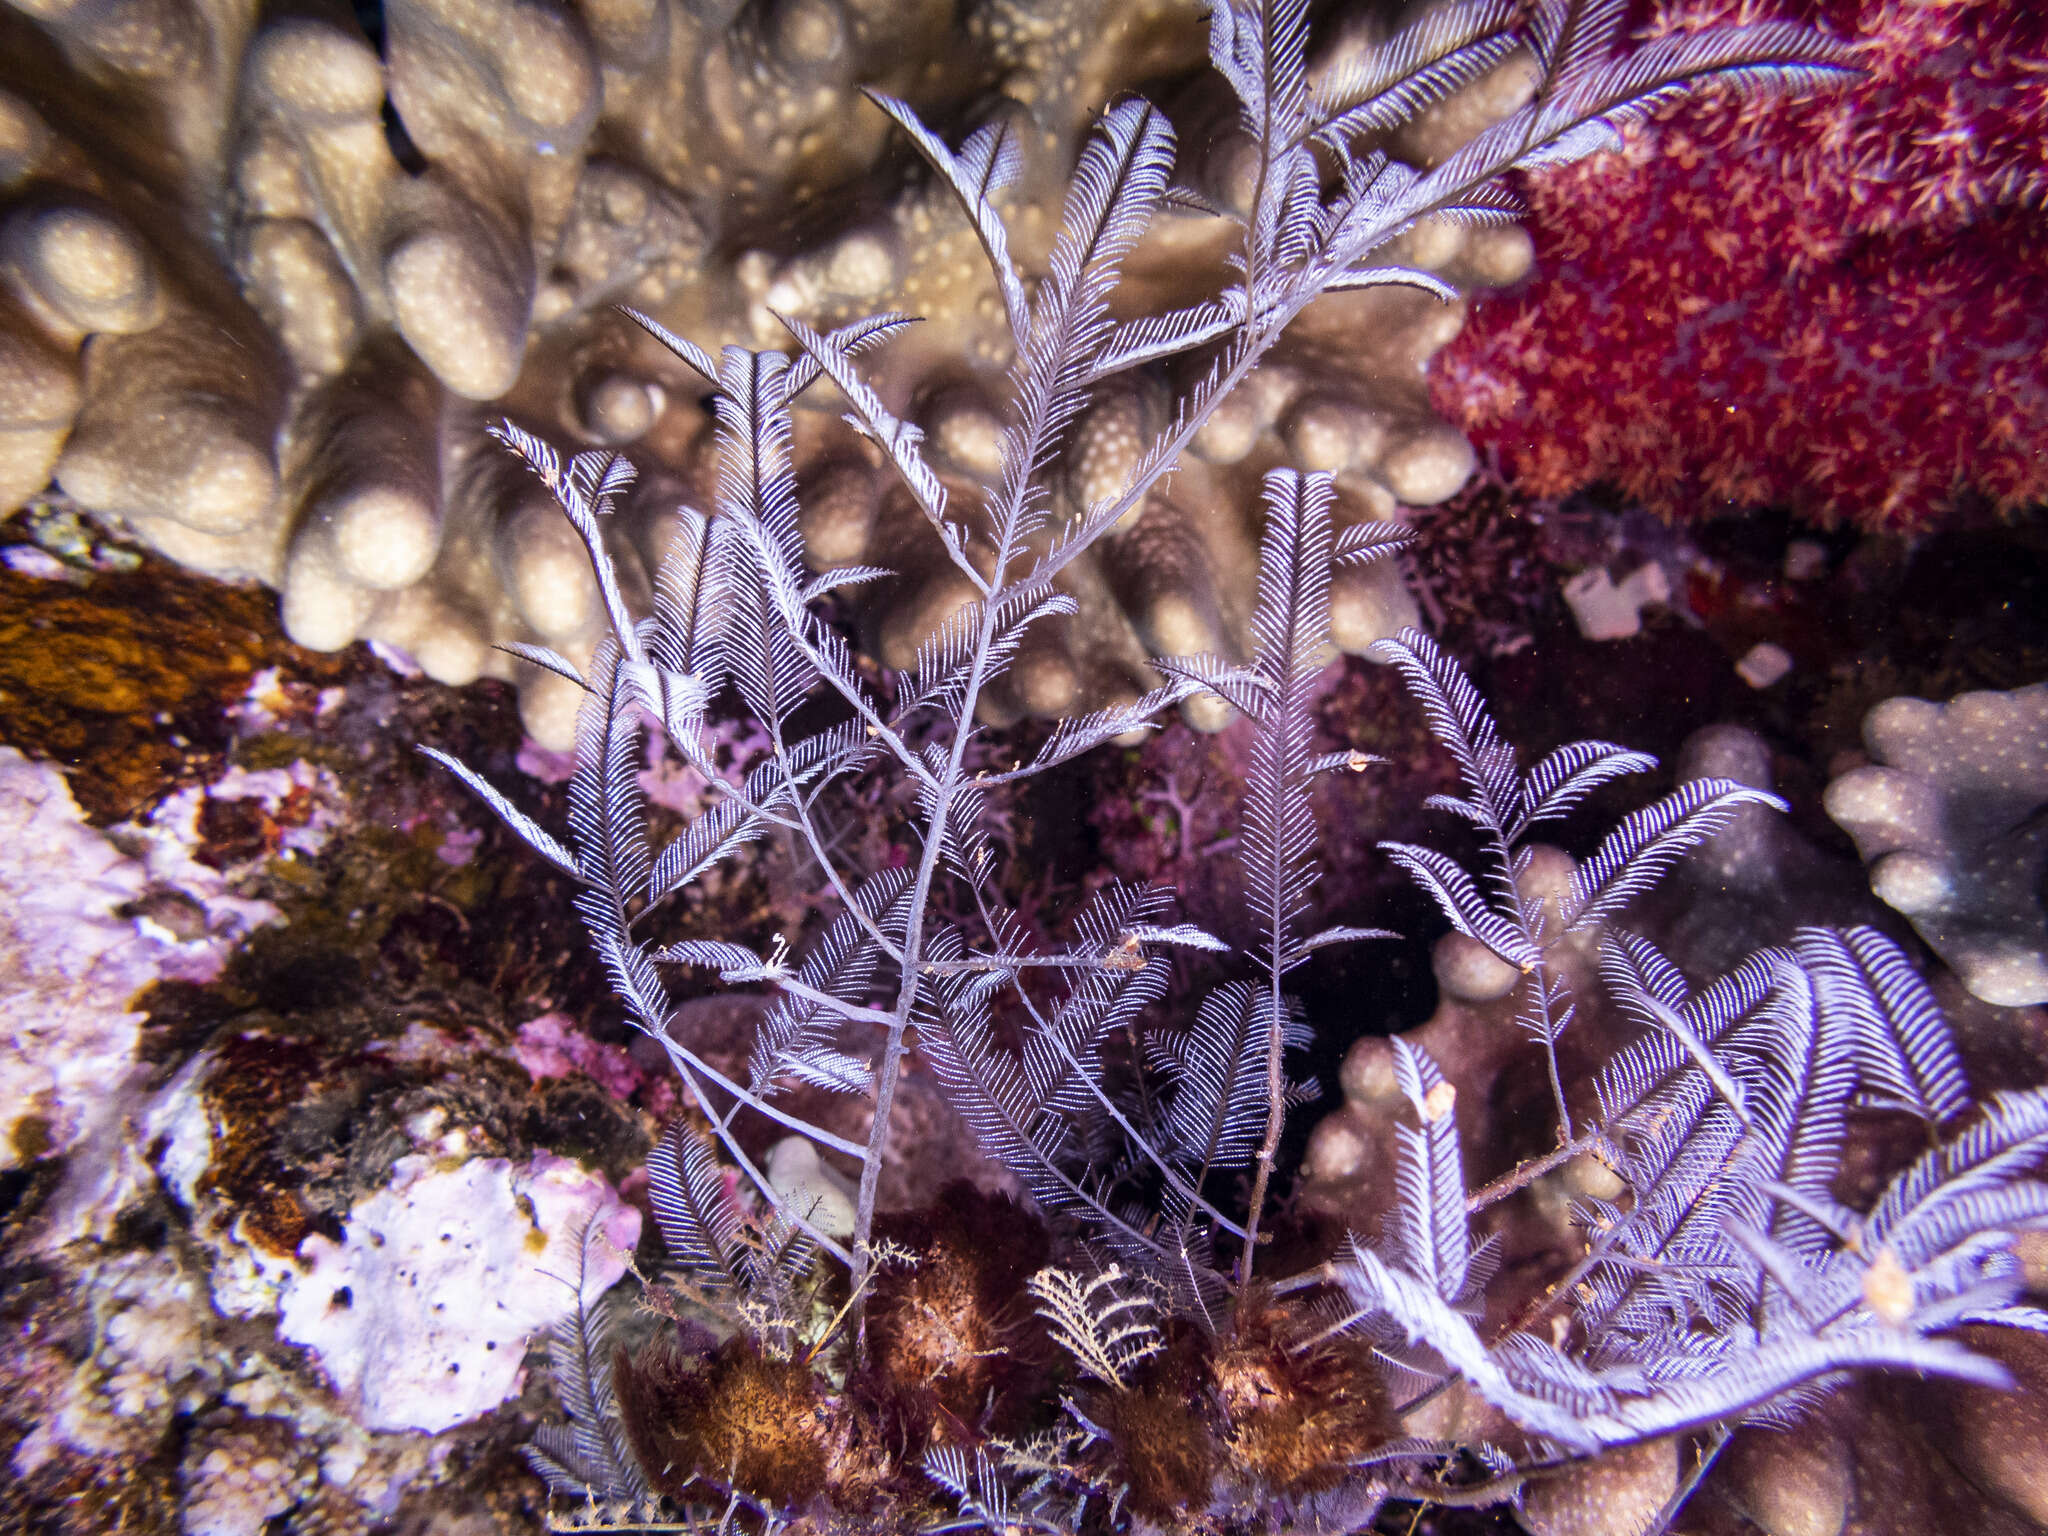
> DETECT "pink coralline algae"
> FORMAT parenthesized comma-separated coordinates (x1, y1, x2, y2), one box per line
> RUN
(1432, 0, 2048, 529)
(0, 746, 293, 1176)
(516, 1010, 674, 1116)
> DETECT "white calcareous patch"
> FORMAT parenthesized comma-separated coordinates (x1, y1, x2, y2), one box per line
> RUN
(278, 1152, 640, 1433)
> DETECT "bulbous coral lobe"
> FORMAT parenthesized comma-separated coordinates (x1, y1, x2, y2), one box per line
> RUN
(1826, 681, 2048, 1006)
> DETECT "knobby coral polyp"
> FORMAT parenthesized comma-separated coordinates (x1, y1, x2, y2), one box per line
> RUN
(427, 2, 2048, 1531)
(3, 0, 1523, 753)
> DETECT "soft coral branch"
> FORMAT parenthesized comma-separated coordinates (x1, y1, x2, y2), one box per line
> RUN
(1437, 0, 2048, 528)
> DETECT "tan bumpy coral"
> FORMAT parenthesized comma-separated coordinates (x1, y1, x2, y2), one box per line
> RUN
(1, 0, 1530, 746)
(1826, 683, 2048, 1008)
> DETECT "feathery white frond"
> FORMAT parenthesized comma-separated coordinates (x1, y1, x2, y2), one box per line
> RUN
(1379, 843, 1537, 968)
(417, 748, 578, 879)
(1389, 1039, 1473, 1302)
(867, 93, 1030, 345)
(1371, 629, 1519, 833)
(1566, 778, 1788, 930)
(1797, 925, 1969, 1123)
(646, 1121, 748, 1298)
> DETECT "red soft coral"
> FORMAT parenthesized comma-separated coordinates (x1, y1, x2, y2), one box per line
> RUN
(1433, 0, 2048, 530)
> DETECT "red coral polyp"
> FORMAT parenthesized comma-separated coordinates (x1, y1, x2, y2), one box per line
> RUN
(1434, 0, 2048, 531)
